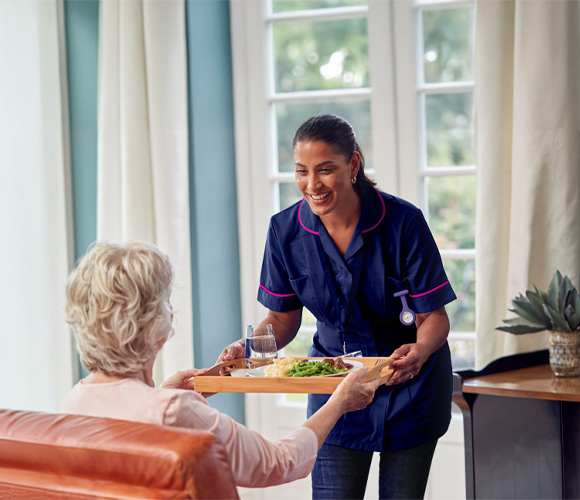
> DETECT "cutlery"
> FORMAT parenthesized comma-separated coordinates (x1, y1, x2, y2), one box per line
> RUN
(361, 358, 393, 384)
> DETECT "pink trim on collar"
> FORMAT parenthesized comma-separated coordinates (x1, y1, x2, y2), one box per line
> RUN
(362, 188, 386, 233)
(260, 283, 296, 298)
(298, 199, 319, 235)
(409, 281, 450, 298)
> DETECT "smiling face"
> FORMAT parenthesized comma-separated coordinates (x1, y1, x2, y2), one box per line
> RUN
(294, 140, 360, 220)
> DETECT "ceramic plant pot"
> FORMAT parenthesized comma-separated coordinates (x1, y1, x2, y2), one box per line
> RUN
(549, 331, 580, 377)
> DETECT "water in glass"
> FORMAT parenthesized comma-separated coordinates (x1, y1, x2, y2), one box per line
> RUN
(245, 324, 277, 368)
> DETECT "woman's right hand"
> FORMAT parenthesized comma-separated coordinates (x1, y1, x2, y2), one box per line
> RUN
(328, 367, 381, 414)
(217, 339, 245, 362)
(216, 339, 245, 375)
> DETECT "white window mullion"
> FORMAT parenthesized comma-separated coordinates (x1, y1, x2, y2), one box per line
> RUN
(367, 0, 398, 193)
(392, 0, 421, 205)
(415, 5, 426, 89)
(266, 5, 368, 23)
(418, 81, 474, 94)
(440, 248, 476, 260)
(269, 87, 371, 103)
(230, 0, 272, 327)
(414, 0, 474, 11)
(420, 165, 476, 176)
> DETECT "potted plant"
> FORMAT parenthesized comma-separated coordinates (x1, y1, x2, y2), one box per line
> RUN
(497, 270, 580, 377)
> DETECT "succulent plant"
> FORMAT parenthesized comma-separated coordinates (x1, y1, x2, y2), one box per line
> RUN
(497, 271, 580, 334)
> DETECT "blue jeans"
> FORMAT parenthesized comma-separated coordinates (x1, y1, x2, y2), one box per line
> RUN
(311, 440, 438, 499)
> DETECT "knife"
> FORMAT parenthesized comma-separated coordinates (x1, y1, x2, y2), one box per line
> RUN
(203, 357, 275, 376)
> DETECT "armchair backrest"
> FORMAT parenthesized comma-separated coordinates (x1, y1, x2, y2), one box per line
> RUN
(0, 408, 240, 499)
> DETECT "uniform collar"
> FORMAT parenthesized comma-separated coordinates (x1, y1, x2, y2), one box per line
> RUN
(298, 184, 386, 236)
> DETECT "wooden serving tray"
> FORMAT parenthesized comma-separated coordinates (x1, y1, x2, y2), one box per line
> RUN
(194, 357, 393, 394)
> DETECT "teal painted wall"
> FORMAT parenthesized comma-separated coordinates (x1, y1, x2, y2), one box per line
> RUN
(186, 0, 244, 421)
(64, 0, 99, 380)
(64, 0, 99, 262)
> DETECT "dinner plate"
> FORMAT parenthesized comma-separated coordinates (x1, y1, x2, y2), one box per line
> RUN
(247, 360, 364, 378)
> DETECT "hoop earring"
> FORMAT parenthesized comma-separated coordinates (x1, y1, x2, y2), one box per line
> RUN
(352, 177, 357, 184)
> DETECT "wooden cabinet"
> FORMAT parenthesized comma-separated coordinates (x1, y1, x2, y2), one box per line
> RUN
(453, 350, 580, 499)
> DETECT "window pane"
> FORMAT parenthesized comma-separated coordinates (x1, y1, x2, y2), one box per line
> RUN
(422, 8, 474, 84)
(449, 338, 475, 370)
(275, 100, 372, 173)
(302, 308, 316, 327)
(273, 18, 369, 93)
(425, 92, 474, 167)
(272, 0, 366, 13)
(426, 175, 475, 249)
(279, 181, 302, 210)
(443, 259, 475, 332)
(284, 331, 314, 358)
(283, 309, 316, 358)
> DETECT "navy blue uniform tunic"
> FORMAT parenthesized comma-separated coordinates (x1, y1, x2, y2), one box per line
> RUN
(257, 184, 457, 452)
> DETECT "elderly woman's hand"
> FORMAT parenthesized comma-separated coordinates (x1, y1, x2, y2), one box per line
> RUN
(160, 368, 207, 391)
(329, 367, 381, 414)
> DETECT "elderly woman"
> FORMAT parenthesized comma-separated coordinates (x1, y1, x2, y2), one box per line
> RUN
(60, 241, 380, 489)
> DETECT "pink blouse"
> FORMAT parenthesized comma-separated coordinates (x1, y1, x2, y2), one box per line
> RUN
(59, 378, 317, 488)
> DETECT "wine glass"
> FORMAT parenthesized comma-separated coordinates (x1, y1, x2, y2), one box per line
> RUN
(245, 324, 278, 369)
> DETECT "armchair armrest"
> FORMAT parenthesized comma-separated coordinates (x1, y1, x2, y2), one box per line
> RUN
(0, 408, 239, 499)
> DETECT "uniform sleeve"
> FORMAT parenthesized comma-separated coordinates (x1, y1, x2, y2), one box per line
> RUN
(403, 210, 456, 313)
(165, 391, 318, 488)
(257, 219, 303, 312)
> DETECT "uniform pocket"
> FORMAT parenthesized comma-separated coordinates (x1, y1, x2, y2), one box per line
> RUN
(385, 276, 409, 316)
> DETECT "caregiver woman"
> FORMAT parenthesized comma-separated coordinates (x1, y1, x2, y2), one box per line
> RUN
(220, 114, 456, 499)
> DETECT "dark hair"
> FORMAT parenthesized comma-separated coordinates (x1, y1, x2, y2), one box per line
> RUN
(292, 114, 376, 187)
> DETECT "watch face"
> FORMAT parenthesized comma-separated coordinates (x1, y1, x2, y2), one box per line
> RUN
(402, 311, 414, 325)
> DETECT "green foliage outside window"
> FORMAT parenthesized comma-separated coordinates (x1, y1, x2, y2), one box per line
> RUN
(422, 8, 474, 84)
(427, 176, 476, 250)
(425, 93, 475, 167)
(273, 18, 369, 93)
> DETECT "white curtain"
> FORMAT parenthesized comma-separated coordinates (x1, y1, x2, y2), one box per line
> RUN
(0, 0, 74, 411)
(97, 0, 193, 380)
(475, 0, 580, 368)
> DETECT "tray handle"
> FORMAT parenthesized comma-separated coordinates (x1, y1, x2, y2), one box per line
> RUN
(203, 359, 247, 376)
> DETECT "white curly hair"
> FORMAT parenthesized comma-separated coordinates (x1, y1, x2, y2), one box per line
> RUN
(65, 240, 174, 376)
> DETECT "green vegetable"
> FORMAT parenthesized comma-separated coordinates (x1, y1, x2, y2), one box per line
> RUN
(286, 361, 349, 377)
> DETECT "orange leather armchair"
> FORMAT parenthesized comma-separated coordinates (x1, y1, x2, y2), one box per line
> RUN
(0, 408, 240, 499)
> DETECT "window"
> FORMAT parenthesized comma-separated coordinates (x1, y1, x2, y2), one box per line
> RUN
(413, 2, 476, 370)
(231, 0, 476, 371)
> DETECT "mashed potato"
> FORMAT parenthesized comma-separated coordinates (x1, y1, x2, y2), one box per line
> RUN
(264, 356, 298, 377)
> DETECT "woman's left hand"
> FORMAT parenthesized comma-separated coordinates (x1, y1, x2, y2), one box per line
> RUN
(160, 368, 208, 391)
(386, 343, 429, 385)
(387, 307, 451, 385)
